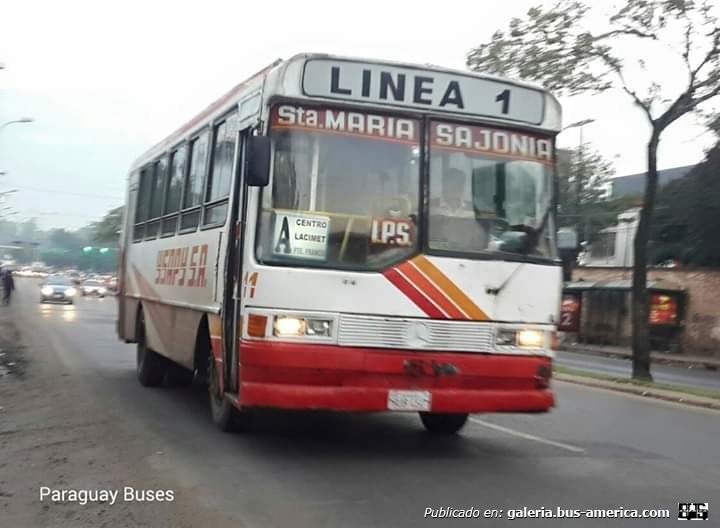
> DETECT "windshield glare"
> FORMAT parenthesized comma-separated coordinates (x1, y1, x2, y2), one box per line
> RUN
(257, 105, 420, 270)
(428, 121, 556, 259)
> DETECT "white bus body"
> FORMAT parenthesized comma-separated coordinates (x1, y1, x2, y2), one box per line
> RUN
(119, 53, 563, 433)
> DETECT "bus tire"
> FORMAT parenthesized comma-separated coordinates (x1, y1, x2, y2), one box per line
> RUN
(208, 355, 251, 432)
(419, 412, 468, 434)
(136, 311, 166, 387)
(166, 361, 194, 387)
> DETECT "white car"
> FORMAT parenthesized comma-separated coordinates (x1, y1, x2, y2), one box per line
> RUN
(81, 279, 107, 297)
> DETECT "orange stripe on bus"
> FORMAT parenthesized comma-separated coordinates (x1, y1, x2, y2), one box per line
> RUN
(412, 256, 490, 321)
(397, 261, 466, 319)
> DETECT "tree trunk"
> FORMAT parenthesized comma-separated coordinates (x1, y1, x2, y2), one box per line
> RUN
(631, 129, 660, 381)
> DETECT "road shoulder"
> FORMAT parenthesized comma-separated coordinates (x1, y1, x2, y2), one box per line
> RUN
(554, 369, 720, 411)
(0, 304, 235, 527)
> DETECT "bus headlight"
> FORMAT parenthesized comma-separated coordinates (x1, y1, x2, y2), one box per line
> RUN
(306, 319, 331, 337)
(41, 286, 53, 296)
(65, 287, 77, 297)
(496, 328, 545, 349)
(274, 316, 305, 336)
(273, 316, 332, 337)
(517, 329, 544, 348)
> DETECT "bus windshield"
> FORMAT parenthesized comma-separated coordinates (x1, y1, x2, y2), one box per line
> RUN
(257, 105, 421, 270)
(428, 120, 556, 259)
(256, 107, 557, 270)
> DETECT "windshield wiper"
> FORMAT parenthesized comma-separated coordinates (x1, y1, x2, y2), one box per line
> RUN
(504, 207, 552, 255)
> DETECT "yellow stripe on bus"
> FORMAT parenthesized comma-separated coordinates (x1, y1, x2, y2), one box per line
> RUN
(412, 256, 489, 321)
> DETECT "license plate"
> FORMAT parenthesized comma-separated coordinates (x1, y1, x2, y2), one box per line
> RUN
(387, 390, 431, 411)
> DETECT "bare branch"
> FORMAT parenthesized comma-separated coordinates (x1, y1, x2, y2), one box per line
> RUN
(656, 79, 720, 133)
(691, 30, 720, 79)
(593, 28, 658, 41)
(682, 23, 693, 80)
(691, 83, 720, 107)
(596, 50, 654, 122)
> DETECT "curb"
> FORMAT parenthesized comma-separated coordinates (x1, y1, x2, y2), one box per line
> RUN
(554, 373, 720, 411)
(559, 346, 720, 370)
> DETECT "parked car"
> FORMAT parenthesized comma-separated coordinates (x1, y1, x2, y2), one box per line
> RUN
(81, 279, 107, 297)
(40, 277, 77, 304)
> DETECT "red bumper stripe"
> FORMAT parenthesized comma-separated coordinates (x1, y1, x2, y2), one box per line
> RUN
(241, 383, 554, 413)
(237, 340, 554, 413)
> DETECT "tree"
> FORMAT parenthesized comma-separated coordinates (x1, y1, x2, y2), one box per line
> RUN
(91, 206, 123, 245)
(556, 144, 616, 241)
(467, 0, 720, 380)
(47, 228, 86, 251)
(652, 138, 720, 265)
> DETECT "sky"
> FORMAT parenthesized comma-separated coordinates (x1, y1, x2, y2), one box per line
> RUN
(0, 0, 717, 230)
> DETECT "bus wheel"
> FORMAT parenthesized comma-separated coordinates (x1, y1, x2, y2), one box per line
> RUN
(136, 312, 166, 387)
(166, 361, 194, 387)
(208, 356, 251, 432)
(419, 412, 469, 434)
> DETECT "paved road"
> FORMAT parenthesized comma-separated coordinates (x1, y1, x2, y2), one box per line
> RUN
(555, 350, 720, 391)
(8, 279, 720, 526)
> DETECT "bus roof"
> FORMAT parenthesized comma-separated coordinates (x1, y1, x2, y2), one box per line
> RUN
(131, 53, 561, 171)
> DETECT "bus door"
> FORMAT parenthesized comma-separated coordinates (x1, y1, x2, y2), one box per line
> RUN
(222, 129, 250, 394)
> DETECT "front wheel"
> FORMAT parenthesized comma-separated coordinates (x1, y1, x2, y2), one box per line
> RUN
(208, 355, 251, 432)
(419, 412, 469, 434)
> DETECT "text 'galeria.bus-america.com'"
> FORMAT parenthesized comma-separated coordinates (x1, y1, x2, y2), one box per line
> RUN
(118, 53, 563, 434)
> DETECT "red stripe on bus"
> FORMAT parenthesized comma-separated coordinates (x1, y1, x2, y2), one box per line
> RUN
(397, 261, 466, 319)
(383, 268, 446, 319)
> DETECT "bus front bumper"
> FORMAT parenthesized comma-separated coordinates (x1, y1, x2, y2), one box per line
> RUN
(237, 341, 555, 414)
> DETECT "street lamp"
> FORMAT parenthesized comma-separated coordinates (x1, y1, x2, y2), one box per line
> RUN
(562, 118, 596, 132)
(561, 119, 597, 241)
(0, 117, 34, 132)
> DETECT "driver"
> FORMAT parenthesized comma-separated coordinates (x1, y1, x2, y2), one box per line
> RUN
(429, 167, 489, 250)
(431, 167, 474, 217)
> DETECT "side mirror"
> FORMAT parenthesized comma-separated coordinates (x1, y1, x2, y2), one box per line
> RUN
(557, 227, 578, 250)
(246, 136, 271, 187)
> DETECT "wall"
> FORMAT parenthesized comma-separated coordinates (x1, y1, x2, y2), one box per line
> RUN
(572, 267, 720, 357)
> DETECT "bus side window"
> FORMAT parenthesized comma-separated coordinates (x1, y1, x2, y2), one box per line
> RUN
(180, 130, 210, 231)
(133, 166, 152, 242)
(146, 158, 167, 239)
(204, 111, 237, 226)
(162, 145, 187, 236)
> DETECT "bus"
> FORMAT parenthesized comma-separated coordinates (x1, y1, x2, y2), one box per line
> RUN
(118, 53, 563, 434)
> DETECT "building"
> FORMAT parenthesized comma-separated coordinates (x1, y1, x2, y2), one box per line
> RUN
(579, 208, 640, 267)
(610, 165, 694, 198)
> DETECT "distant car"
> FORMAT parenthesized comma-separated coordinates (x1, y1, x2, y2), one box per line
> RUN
(82, 279, 107, 297)
(105, 276, 118, 293)
(40, 277, 77, 304)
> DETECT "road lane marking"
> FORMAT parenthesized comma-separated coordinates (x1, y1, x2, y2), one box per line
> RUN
(469, 418, 586, 453)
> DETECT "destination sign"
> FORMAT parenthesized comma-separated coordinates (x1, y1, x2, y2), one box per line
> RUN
(302, 59, 545, 124)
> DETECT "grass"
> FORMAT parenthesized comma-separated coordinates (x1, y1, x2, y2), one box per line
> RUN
(553, 365, 720, 401)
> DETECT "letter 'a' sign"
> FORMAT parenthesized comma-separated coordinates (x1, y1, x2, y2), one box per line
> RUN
(302, 59, 545, 125)
(273, 212, 330, 261)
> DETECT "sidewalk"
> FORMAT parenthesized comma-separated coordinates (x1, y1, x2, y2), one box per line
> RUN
(560, 342, 720, 370)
